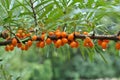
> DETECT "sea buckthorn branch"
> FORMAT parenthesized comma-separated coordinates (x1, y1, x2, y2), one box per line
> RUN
(30, 0, 38, 26)
(0, 33, 119, 45)
(74, 34, 119, 41)
(0, 29, 120, 51)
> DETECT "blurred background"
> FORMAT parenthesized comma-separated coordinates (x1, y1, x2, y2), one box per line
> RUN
(0, 43, 120, 80)
(0, 0, 120, 80)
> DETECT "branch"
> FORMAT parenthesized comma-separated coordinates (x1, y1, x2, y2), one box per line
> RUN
(30, 0, 38, 26)
(0, 34, 120, 46)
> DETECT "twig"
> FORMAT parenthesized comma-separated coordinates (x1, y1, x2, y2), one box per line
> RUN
(30, 0, 38, 26)
(0, 33, 120, 46)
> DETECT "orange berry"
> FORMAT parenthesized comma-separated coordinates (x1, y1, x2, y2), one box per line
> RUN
(39, 41, 45, 48)
(9, 44, 14, 51)
(21, 45, 26, 50)
(68, 33, 74, 41)
(16, 33, 21, 38)
(36, 42, 40, 47)
(32, 35, 37, 41)
(26, 40, 32, 47)
(115, 42, 120, 50)
(89, 42, 94, 48)
(49, 32, 54, 36)
(55, 39, 62, 47)
(55, 31, 61, 38)
(17, 43, 22, 48)
(83, 37, 94, 48)
(24, 45, 29, 50)
(22, 32, 26, 38)
(41, 33, 45, 40)
(61, 32, 67, 38)
(101, 42, 107, 49)
(98, 40, 103, 46)
(62, 38, 68, 44)
(12, 38, 17, 46)
(83, 32, 88, 35)
(5, 45, 10, 51)
(84, 37, 91, 43)
(70, 41, 78, 48)
(46, 38, 52, 45)
(103, 39, 109, 43)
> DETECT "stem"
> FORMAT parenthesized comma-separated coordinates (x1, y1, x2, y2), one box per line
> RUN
(30, 0, 38, 26)
(0, 33, 120, 46)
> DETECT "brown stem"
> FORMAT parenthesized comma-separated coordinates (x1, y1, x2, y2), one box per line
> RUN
(30, 0, 38, 26)
(0, 34, 120, 46)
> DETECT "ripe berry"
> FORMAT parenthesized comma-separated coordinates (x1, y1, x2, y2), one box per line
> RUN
(5, 45, 10, 51)
(32, 35, 37, 41)
(83, 37, 94, 48)
(17, 43, 22, 48)
(62, 38, 68, 44)
(115, 42, 120, 50)
(9, 44, 14, 51)
(70, 41, 78, 48)
(12, 38, 17, 46)
(98, 40, 103, 46)
(68, 33, 74, 41)
(46, 38, 52, 45)
(101, 42, 107, 49)
(39, 41, 45, 48)
(55, 39, 62, 47)
(26, 40, 32, 47)
(41, 33, 45, 40)
(61, 32, 67, 38)
(83, 32, 88, 35)
(49, 32, 54, 36)
(21, 45, 26, 50)
(55, 31, 61, 38)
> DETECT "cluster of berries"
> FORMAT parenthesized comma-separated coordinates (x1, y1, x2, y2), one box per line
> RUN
(4, 29, 120, 51)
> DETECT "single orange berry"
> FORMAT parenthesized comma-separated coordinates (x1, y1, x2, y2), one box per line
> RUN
(32, 35, 37, 41)
(12, 38, 17, 46)
(83, 32, 88, 35)
(21, 45, 26, 50)
(9, 44, 14, 51)
(39, 41, 45, 48)
(41, 33, 45, 40)
(62, 38, 68, 44)
(101, 42, 107, 49)
(55, 31, 61, 38)
(98, 40, 103, 46)
(26, 40, 32, 47)
(49, 32, 54, 36)
(61, 32, 67, 38)
(55, 39, 62, 47)
(24, 45, 29, 50)
(46, 38, 52, 45)
(103, 39, 109, 43)
(115, 42, 120, 50)
(70, 41, 78, 48)
(17, 43, 22, 48)
(5, 45, 10, 51)
(22, 32, 26, 38)
(16, 33, 21, 38)
(68, 33, 74, 41)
